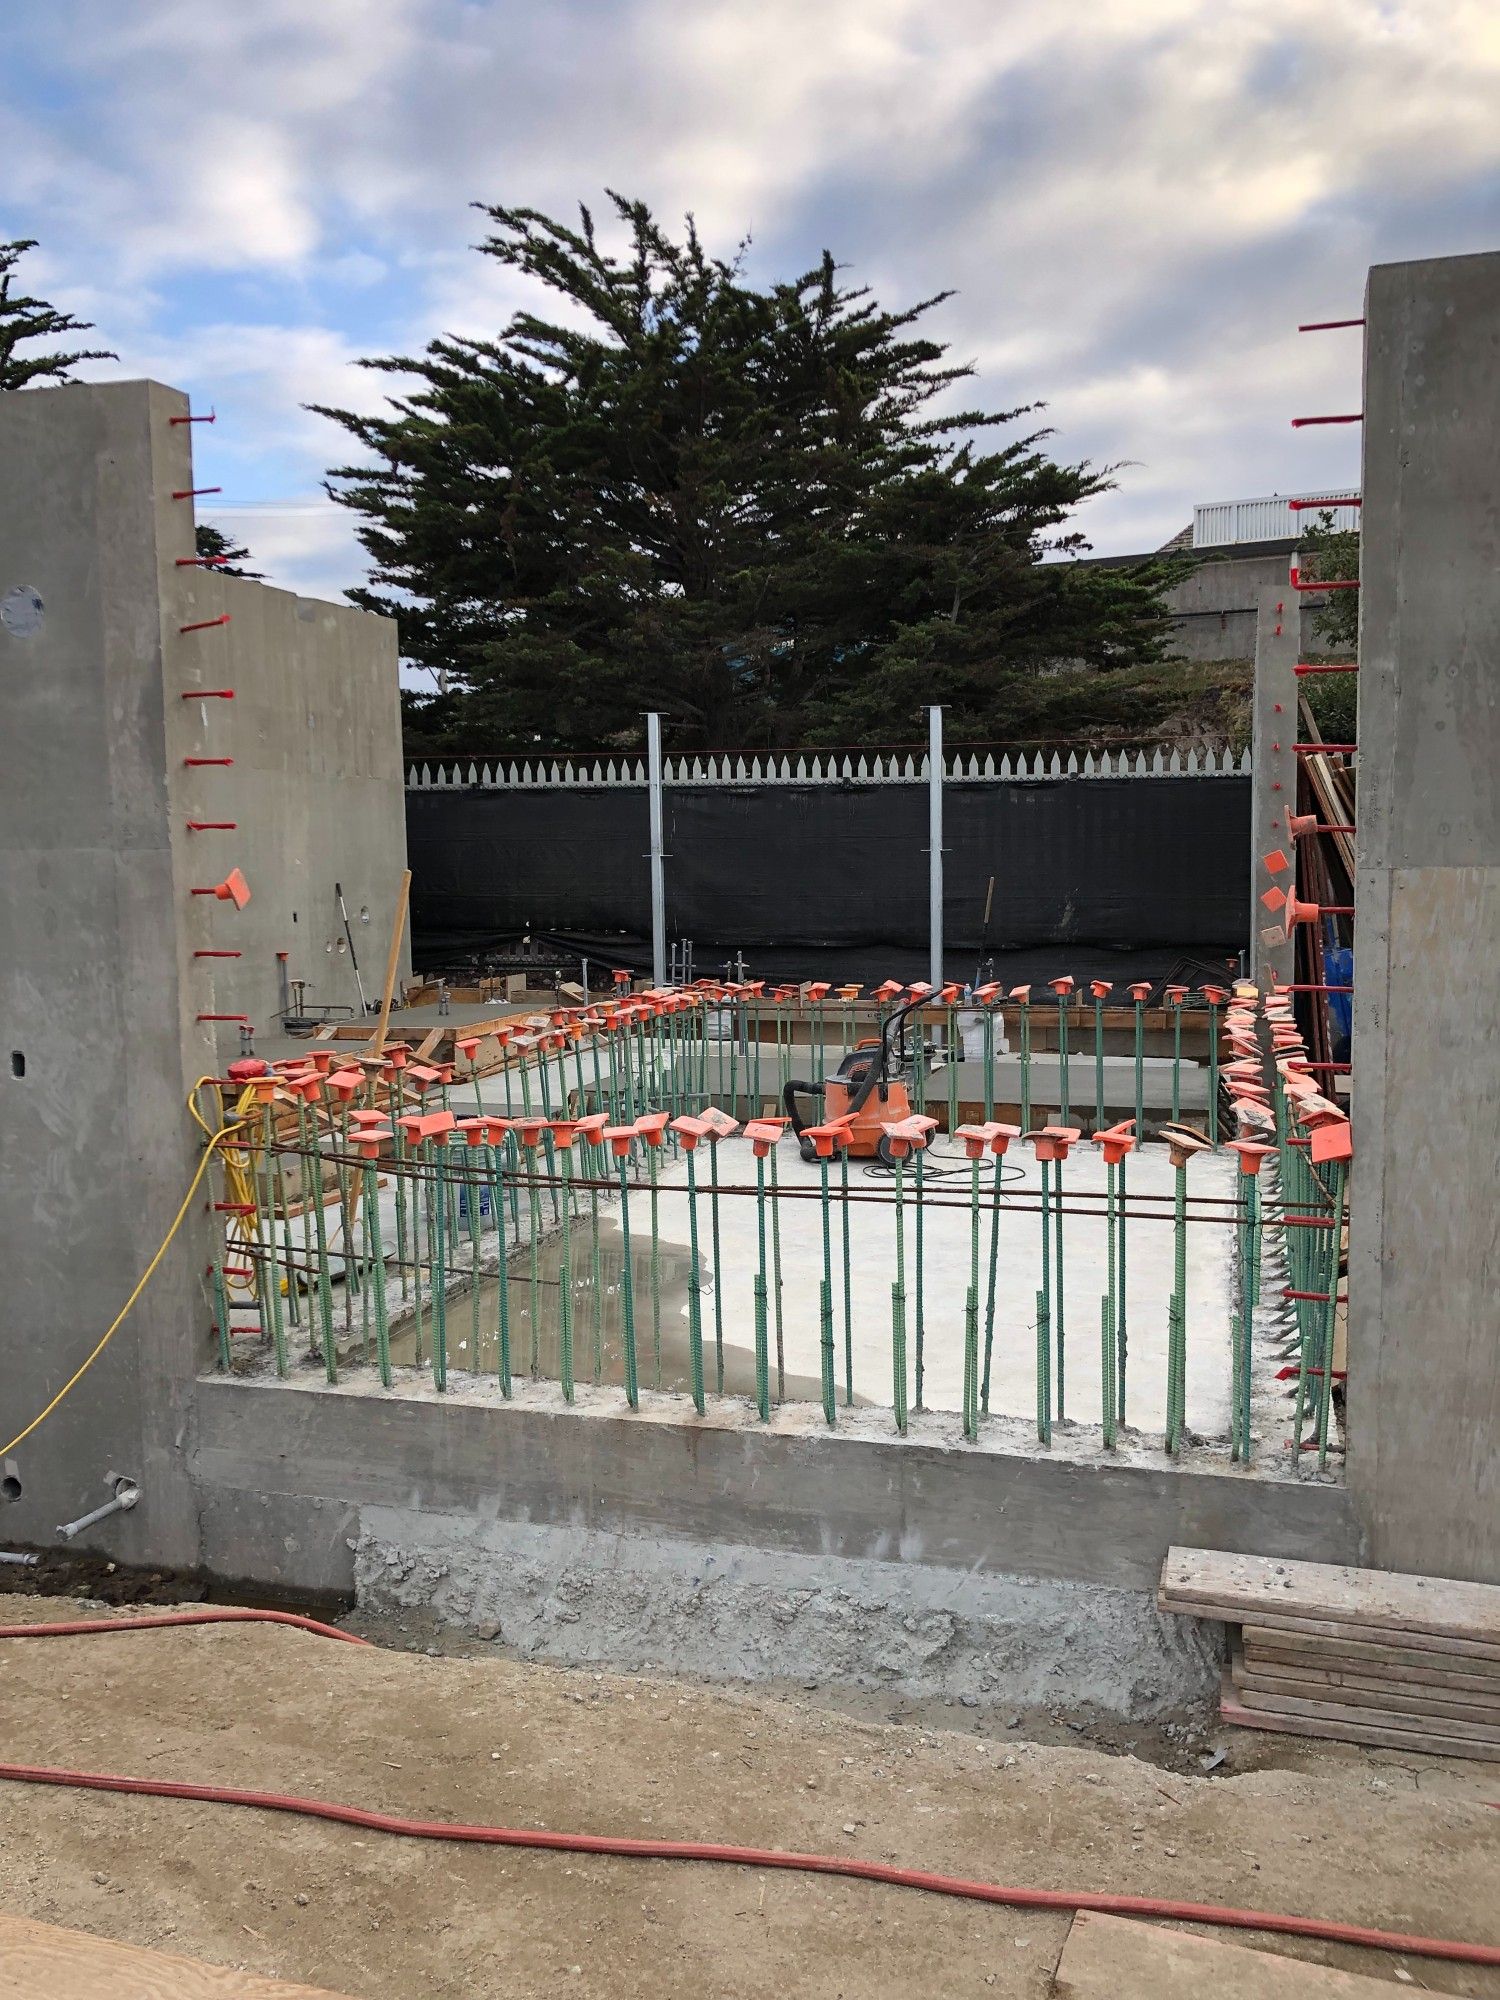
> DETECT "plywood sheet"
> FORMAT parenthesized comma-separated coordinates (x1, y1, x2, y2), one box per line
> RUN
(0, 1911, 352, 1999)
(1054, 1911, 1399, 2000)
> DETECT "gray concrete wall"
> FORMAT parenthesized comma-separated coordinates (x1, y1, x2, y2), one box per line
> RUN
(0, 377, 406, 1561)
(191, 1375, 1361, 1712)
(0, 380, 217, 1560)
(1346, 251, 1500, 1587)
(175, 564, 408, 1056)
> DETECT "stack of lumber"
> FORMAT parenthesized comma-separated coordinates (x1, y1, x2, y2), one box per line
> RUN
(1159, 1547, 1500, 1762)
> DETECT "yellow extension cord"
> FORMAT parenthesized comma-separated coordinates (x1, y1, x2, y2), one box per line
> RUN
(0, 1080, 257, 1461)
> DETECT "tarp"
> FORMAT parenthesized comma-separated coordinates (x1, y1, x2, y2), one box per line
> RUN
(405, 776, 1250, 986)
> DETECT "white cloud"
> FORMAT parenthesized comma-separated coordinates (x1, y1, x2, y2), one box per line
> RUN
(2, 0, 1496, 586)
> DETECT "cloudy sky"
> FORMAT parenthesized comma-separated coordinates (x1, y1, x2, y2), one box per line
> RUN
(5, 1, 1497, 606)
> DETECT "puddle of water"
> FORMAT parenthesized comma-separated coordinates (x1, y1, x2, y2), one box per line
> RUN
(382, 1230, 841, 1404)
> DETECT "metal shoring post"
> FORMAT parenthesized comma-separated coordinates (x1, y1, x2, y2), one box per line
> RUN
(927, 704, 944, 991)
(647, 711, 668, 988)
(1016, 991, 1032, 1134)
(609, 1130, 641, 1408)
(1168, 991, 1184, 1122)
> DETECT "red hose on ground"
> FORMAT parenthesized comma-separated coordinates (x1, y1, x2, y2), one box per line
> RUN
(0, 1607, 369, 1646)
(0, 1612, 1495, 1969)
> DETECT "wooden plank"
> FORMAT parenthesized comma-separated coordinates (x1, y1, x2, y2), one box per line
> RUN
(1221, 1674, 1500, 1762)
(0, 1911, 352, 1998)
(1232, 1680, 1500, 1746)
(1184, 1609, 1500, 1663)
(414, 1026, 443, 1060)
(1248, 1640, 1500, 1704)
(1160, 1547, 1500, 1645)
(1243, 1625, 1500, 1684)
(1235, 1657, 1500, 1730)
(1053, 1910, 1397, 2000)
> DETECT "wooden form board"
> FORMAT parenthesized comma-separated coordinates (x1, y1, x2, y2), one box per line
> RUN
(1054, 1910, 1399, 2000)
(0, 1911, 352, 1999)
(1233, 1646, 1500, 1742)
(1159, 1547, 1500, 1646)
(1221, 1671, 1500, 1762)
(1244, 1626, 1500, 1686)
(1236, 1654, 1500, 1723)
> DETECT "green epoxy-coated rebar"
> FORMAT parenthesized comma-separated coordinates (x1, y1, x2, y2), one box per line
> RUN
(1101, 1154, 1118, 1446)
(963, 1152, 982, 1440)
(647, 1142, 663, 1389)
(212, 1256, 232, 1372)
(1166, 1155, 1188, 1454)
(983, 1009, 996, 1122)
(1053, 1153, 1066, 1421)
(589, 1160, 604, 1385)
(363, 1156, 391, 1389)
(558, 1141, 575, 1403)
(684, 1145, 704, 1414)
(817, 1149, 836, 1427)
(431, 1139, 449, 1392)
(840, 1147, 854, 1407)
(260, 1106, 288, 1378)
(913, 1147, 926, 1412)
(1315, 1158, 1346, 1469)
(615, 1150, 639, 1409)
(390, 1083, 410, 1299)
(981, 1146, 1003, 1413)
(1036, 1159, 1052, 1443)
(769, 1144, 786, 1402)
(1094, 992, 1106, 1132)
(466, 1146, 482, 1371)
(1056, 991, 1070, 1126)
(708, 1138, 725, 1395)
(1205, 995, 1222, 1148)
(892, 1153, 908, 1434)
(753, 1150, 771, 1420)
(1018, 1000, 1032, 1133)
(525, 1136, 541, 1374)
(293, 1099, 319, 1354)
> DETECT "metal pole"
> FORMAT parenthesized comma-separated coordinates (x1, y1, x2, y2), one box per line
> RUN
(927, 706, 944, 989)
(646, 711, 667, 988)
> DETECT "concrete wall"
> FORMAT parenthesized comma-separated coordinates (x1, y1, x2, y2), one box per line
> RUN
(190, 1376, 1361, 1713)
(1083, 545, 1331, 664)
(176, 567, 408, 1056)
(0, 377, 405, 1558)
(1346, 251, 1500, 1586)
(0, 380, 217, 1560)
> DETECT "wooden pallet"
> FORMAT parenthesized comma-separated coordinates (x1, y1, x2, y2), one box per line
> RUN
(1160, 1548, 1500, 1760)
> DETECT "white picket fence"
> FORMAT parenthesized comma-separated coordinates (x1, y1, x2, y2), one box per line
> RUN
(406, 745, 1251, 790)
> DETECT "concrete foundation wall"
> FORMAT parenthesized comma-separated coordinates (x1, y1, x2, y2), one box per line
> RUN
(189, 1375, 1361, 1712)
(1347, 251, 1500, 1585)
(177, 569, 408, 1055)
(0, 381, 216, 1559)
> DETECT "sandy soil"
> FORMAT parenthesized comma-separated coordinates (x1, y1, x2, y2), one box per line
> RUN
(0, 1594, 1496, 2000)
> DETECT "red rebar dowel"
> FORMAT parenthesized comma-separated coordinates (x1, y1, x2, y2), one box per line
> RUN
(169, 410, 217, 425)
(1290, 569, 1358, 593)
(1287, 496, 1363, 509)
(1295, 664, 1358, 676)
(184, 757, 234, 767)
(185, 821, 238, 831)
(171, 486, 222, 499)
(1304, 1062, 1351, 1073)
(180, 615, 232, 635)
(1290, 413, 1363, 427)
(1280, 984, 1353, 994)
(1294, 744, 1356, 755)
(181, 688, 235, 700)
(193, 950, 242, 958)
(176, 555, 232, 567)
(1298, 318, 1365, 332)
(196, 1014, 250, 1023)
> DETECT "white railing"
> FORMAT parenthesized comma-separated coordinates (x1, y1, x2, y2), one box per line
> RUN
(406, 746, 1251, 790)
(1193, 492, 1360, 547)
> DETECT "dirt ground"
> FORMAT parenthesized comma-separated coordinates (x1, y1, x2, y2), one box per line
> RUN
(0, 1593, 1496, 2000)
